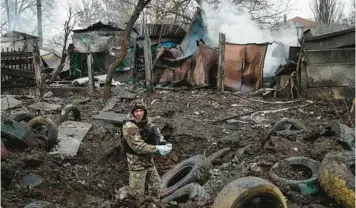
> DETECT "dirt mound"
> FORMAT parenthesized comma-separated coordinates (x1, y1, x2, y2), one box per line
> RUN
(1, 89, 352, 208)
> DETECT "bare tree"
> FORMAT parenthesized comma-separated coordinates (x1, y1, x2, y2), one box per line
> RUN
(197, 0, 292, 27)
(1, 0, 56, 33)
(101, 0, 137, 25)
(103, 0, 152, 100)
(145, 0, 197, 27)
(349, 0, 355, 25)
(47, 7, 79, 83)
(72, 0, 103, 28)
(72, 0, 137, 28)
(311, 0, 344, 24)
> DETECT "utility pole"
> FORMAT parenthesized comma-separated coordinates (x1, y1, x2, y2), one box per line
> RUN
(141, 9, 145, 35)
(5, 0, 11, 30)
(36, 0, 43, 47)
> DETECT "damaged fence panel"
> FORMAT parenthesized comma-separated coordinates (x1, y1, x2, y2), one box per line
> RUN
(224, 43, 268, 92)
(302, 48, 355, 99)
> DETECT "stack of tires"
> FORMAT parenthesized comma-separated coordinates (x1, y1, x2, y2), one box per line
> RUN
(159, 155, 212, 203)
(210, 151, 355, 208)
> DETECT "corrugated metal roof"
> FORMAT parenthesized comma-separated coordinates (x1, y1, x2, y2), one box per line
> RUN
(304, 27, 355, 41)
(145, 24, 186, 39)
(41, 52, 70, 72)
(72, 21, 123, 33)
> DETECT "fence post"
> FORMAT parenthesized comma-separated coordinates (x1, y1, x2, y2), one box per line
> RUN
(33, 46, 44, 97)
(217, 33, 226, 93)
(144, 35, 153, 94)
(87, 53, 95, 94)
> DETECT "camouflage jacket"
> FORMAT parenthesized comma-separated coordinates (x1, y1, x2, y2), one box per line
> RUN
(122, 117, 163, 171)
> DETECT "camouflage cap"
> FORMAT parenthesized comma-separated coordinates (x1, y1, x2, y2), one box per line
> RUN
(130, 100, 147, 120)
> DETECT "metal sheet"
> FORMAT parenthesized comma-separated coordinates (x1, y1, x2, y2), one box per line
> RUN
(224, 43, 268, 92)
(153, 45, 218, 86)
(53, 121, 92, 157)
(180, 8, 208, 57)
(93, 111, 127, 124)
(1, 96, 22, 110)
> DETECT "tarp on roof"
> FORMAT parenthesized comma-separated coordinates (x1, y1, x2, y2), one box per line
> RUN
(179, 8, 208, 57)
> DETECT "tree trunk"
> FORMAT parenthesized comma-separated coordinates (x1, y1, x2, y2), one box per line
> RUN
(50, 54, 67, 82)
(103, 0, 152, 100)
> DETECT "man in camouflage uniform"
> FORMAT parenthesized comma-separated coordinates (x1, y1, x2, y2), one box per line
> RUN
(122, 100, 172, 199)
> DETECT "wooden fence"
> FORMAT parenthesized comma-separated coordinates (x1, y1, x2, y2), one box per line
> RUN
(1, 48, 36, 88)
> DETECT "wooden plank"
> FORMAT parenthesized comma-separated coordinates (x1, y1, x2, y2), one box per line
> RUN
(144, 35, 153, 94)
(1, 67, 35, 79)
(1, 51, 33, 57)
(2, 58, 34, 65)
(93, 111, 127, 124)
(1, 96, 22, 111)
(217, 33, 226, 93)
(53, 121, 92, 157)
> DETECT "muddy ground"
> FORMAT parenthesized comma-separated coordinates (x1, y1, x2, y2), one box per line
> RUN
(1, 85, 354, 208)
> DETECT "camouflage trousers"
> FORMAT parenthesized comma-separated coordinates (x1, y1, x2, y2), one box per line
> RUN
(129, 166, 161, 199)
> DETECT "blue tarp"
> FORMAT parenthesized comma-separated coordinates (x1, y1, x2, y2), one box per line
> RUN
(179, 8, 208, 58)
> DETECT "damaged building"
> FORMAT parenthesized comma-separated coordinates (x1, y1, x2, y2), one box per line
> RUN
(1, 31, 69, 92)
(150, 8, 268, 92)
(69, 21, 138, 83)
(301, 28, 355, 99)
(274, 27, 355, 99)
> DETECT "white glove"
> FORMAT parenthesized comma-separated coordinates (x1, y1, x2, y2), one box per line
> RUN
(156, 143, 172, 157)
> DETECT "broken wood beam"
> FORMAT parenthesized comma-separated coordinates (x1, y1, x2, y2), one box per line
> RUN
(144, 35, 153, 94)
(217, 33, 226, 93)
(213, 111, 255, 123)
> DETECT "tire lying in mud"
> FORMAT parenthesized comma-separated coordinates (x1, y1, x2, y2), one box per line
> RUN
(1, 119, 39, 148)
(28, 116, 59, 150)
(318, 151, 355, 208)
(269, 156, 320, 194)
(161, 183, 210, 203)
(10, 112, 36, 123)
(212, 176, 287, 208)
(159, 155, 212, 198)
(58, 104, 81, 124)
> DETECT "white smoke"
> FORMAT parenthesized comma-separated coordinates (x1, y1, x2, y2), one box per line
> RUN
(201, 0, 299, 78)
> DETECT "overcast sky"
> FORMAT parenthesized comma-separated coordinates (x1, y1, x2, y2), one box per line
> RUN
(54, 0, 352, 32)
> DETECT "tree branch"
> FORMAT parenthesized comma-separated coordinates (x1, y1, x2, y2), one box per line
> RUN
(103, 0, 152, 99)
